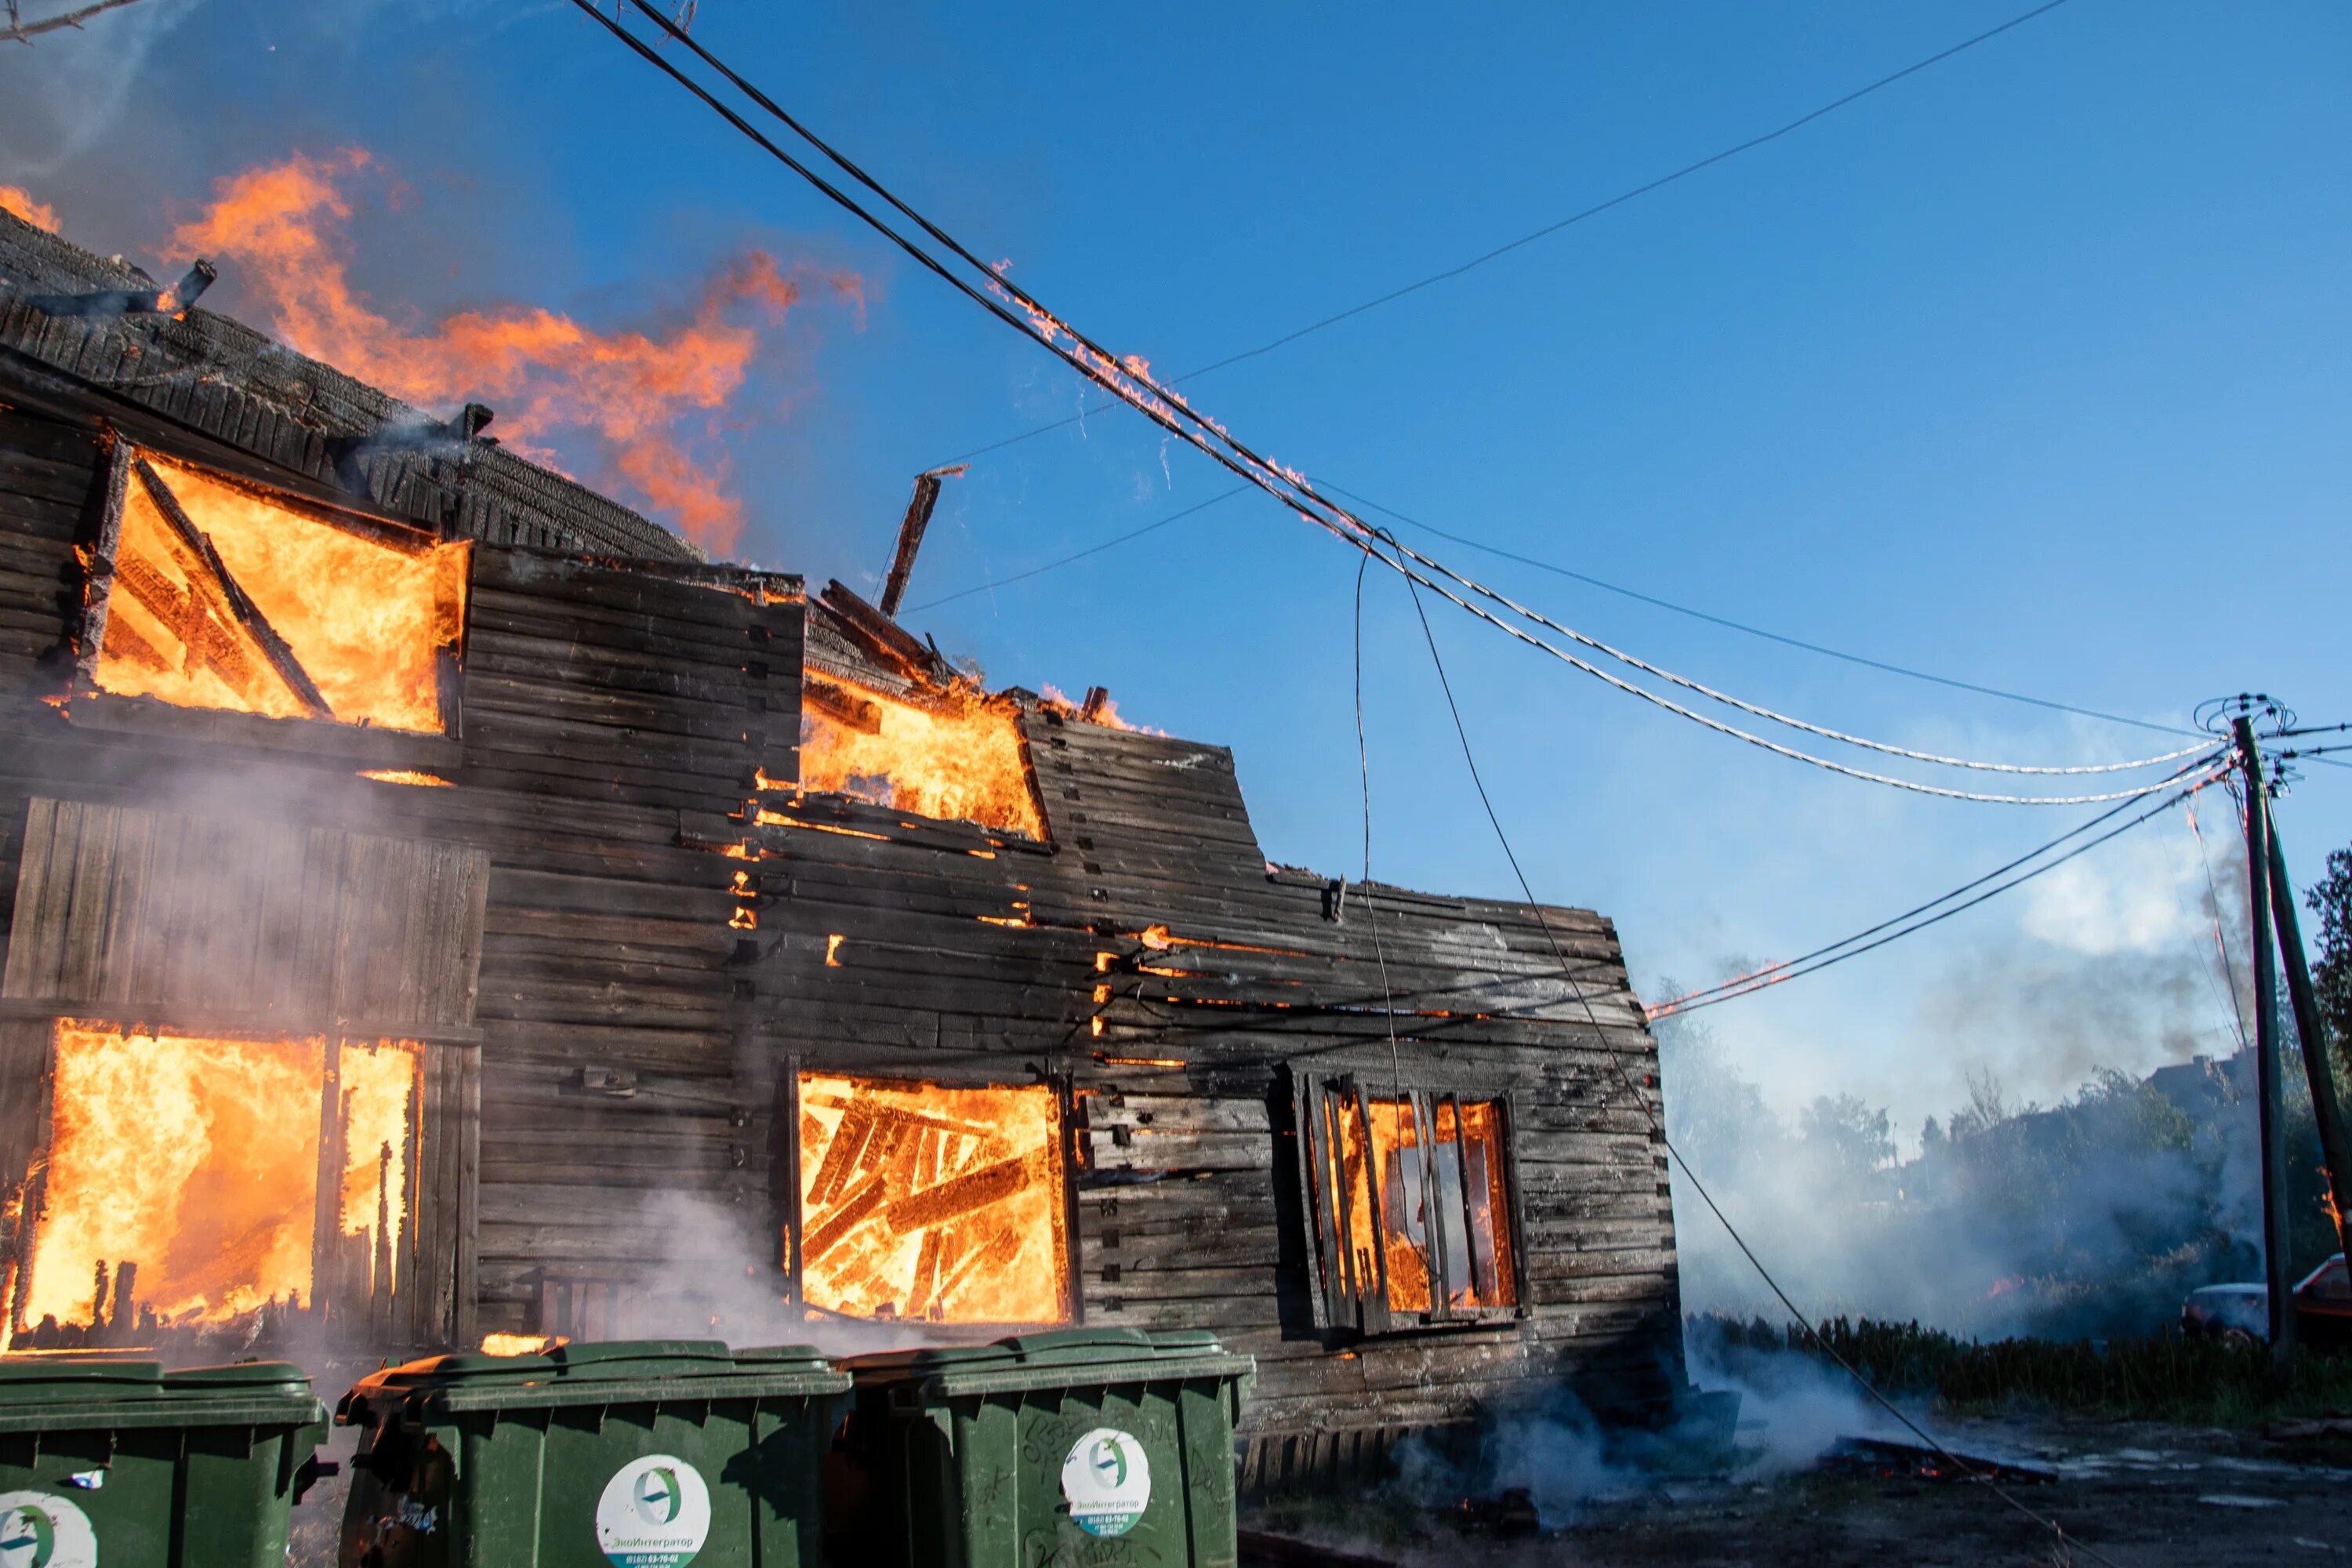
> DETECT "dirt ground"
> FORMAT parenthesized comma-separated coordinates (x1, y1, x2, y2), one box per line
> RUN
(1240, 1415, 2352, 1568)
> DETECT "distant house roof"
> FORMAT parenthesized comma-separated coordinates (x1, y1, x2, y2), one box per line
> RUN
(0, 207, 699, 563)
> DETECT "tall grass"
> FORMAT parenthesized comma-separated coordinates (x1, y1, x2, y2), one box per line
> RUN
(1691, 1312, 2352, 1425)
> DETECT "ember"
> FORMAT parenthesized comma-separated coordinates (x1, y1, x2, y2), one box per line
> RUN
(796, 1073, 1068, 1323)
(797, 671, 1044, 839)
(93, 452, 466, 733)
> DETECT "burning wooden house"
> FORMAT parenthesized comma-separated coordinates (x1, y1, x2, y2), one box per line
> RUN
(0, 209, 1686, 1486)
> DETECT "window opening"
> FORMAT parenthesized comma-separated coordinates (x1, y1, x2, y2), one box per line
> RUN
(89, 452, 467, 734)
(7, 1024, 421, 1349)
(796, 670, 1044, 839)
(1298, 1075, 1520, 1330)
(791, 1072, 1069, 1323)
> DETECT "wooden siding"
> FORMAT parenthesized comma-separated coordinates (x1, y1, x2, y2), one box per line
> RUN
(0, 242, 1685, 1477)
(2, 797, 489, 1033)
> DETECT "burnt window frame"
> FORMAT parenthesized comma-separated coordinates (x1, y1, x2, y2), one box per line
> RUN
(1291, 1069, 1531, 1335)
(773, 1057, 1082, 1328)
(72, 439, 470, 760)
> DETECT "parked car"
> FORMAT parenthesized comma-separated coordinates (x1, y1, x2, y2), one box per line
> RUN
(2183, 1254, 2352, 1348)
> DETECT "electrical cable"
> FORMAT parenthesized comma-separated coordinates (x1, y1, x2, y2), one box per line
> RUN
(2184, 799, 2254, 1054)
(1644, 750, 2230, 1015)
(1363, 532, 2126, 1567)
(1374, 529, 2209, 774)
(1353, 554, 1410, 1116)
(1644, 767, 2230, 1018)
(1324, 480, 2200, 740)
(575, 0, 2190, 803)
(1374, 549, 2210, 804)
(904, 485, 1250, 612)
(932, 0, 2079, 463)
(2158, 808, 2253, 1057)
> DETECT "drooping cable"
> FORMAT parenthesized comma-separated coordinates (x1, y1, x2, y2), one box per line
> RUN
(1353, 554, 1408, 1113)
(1642, 753, 2230, 1016)
(1324, 480, 2200, 740)
(1367, 536, 2126, 1568)
(574, 0, 2194, 804)
(2184, 800, 2252, 1053)
(1644, 766, 2231, 1018)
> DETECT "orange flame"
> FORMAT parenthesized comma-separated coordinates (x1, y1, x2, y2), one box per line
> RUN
(94, 453, 466, 733)
(15, 1025, 416, 1339)
(1644, 958, 1791, 1022)
(481, 1332, 567, 1356)
(168, 150, 862, 557)
(1037, 682, 1160, 735)
(796, 1073, 1067, 1323)
(0, 186, 60, 234)
(797, 672, 1044, 839)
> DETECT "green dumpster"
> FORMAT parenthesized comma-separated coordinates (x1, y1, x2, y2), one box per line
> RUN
(0, 1354, 328, 1568)
(336, 1340, 849, 1568)
(836, 1328, 1254, 1568)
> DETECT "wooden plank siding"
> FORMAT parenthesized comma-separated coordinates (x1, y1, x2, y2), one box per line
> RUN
(0, 208, 1684, 1480)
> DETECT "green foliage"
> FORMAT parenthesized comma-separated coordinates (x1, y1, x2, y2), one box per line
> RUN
(1690, 1312, 2352, 1425)
(2310, 847, 2352, 1076)
(1798, 1094, 1895, 1185)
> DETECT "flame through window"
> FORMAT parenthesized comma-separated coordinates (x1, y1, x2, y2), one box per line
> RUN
(794, 671, 1045, 840)
(1298, 1075, 1520, 1330)
(7, 1025, 419, 1348)
(89, 452, 467, 734)
(793, 1073, 1069, 1323)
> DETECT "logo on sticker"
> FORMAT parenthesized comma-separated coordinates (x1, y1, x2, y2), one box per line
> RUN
(1060, 1428, 1152, 1538)
(0, 1491, 97, 1568)
(595, 1455, 710, 1568)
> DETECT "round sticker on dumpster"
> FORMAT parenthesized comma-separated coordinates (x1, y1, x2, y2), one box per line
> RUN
(0, 1491, 98, 1568)
(594, 1455, 710, 1568)
(1060, 1428, 1152, 1538)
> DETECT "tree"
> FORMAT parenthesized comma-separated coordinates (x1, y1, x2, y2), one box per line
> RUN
(3, 0, 158, 46)
(1798, 1094, 1895, 1185)
(2310, 848, 2352, 1073)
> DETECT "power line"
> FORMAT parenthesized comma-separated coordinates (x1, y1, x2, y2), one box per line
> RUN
(1647, 762, 2232, 1018)
(920, 466, 2196, 743)
(906, 485, 1250, 612)
(1324, 481, 2199, 740)
(576, 0, 2191, 804)
(1375, 529, 2209, 775)
(936, 0, 2080, 465)
(1367, 530, 2125, 1568)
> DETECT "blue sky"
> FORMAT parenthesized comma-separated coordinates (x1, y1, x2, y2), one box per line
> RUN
(6, 0, 2348, 1145)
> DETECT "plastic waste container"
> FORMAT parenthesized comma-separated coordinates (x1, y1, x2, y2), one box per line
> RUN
(336, 1339, 848, 1568)
(0, 1354, 328, 1568)
(836, 1327, 1254, 1568)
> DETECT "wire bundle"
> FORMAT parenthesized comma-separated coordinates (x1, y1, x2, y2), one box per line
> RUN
(574, 0, 2207, 806)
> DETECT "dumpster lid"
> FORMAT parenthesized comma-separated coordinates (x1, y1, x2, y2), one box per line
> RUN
(368, 1340, 741, 1385)
(848, 1327, 1244, 1381)
(0, 1355, 165, 1399)
(344, 1340, 849, 1418)
(0, 1356, 321, 1435)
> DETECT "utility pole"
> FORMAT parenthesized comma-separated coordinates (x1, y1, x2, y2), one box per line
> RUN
(2234, 715, 2296, 1366)
(2269, 825, 2352, 1265)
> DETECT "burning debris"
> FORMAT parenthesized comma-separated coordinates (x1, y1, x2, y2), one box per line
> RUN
(795, 1074, 1069, 1323)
